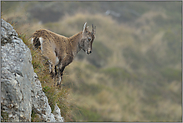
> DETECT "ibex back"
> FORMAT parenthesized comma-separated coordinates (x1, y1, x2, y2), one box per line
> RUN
(31, 22, 96, 86)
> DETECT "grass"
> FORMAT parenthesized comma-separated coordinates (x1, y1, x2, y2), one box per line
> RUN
(71, 105, 102, 122)
(1, 111, 9, 122)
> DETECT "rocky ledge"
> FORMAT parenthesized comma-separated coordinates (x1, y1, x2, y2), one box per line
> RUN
(1, 19, 64, 122)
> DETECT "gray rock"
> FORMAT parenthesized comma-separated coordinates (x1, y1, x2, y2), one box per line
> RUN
(31, 73, 64, 122)
(53, 103, 64, 122)
(1, 19, 64, 122)
(1, 19, 18, 45)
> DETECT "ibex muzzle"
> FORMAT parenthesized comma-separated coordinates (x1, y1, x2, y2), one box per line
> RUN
(31, 22, 96, 86)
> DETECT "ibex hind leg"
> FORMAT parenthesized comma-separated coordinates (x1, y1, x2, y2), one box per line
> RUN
(48, 61, 56, 78)
(51, 66, 62, 88)
(43, 50, 58, 78)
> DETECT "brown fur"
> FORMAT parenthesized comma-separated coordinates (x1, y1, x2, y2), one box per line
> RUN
(31, 22, 96, 86)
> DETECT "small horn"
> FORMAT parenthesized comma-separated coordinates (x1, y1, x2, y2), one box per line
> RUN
(83, 22, 87, 33)
(92, 24, 96, 34)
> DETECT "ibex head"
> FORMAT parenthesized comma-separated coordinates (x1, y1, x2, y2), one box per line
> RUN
(81, 22, 96, 54)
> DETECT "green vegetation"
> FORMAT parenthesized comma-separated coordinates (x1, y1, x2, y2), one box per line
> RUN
(1, 1, 182, 122)
(31, 110, 43, 122)
(71, 106, 103, 122)
(1, 111, 9, 122)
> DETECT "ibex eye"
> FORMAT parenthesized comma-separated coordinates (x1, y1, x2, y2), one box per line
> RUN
(88, 37, 91, 41)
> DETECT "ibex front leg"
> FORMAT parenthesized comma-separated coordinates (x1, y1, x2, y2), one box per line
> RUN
(57, 55, 73, 87)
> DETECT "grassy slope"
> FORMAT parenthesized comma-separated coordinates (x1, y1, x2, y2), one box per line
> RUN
(1, 1, 181, 122)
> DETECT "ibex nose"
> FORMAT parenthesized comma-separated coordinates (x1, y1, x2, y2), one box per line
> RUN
(87, 50, 92, 54)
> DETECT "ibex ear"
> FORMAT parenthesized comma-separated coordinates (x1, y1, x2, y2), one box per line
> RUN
(83, 22, 88, 33)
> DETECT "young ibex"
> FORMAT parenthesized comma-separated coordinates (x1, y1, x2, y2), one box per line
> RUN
(31, 22, 96, 86)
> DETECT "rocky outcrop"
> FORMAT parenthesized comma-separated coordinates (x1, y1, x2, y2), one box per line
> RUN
(1, 19, 64, 122)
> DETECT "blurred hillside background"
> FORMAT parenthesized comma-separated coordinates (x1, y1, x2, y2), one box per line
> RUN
(1, 1, 182, 122)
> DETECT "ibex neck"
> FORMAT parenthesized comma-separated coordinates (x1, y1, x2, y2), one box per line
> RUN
(68, 31, 83, 56)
